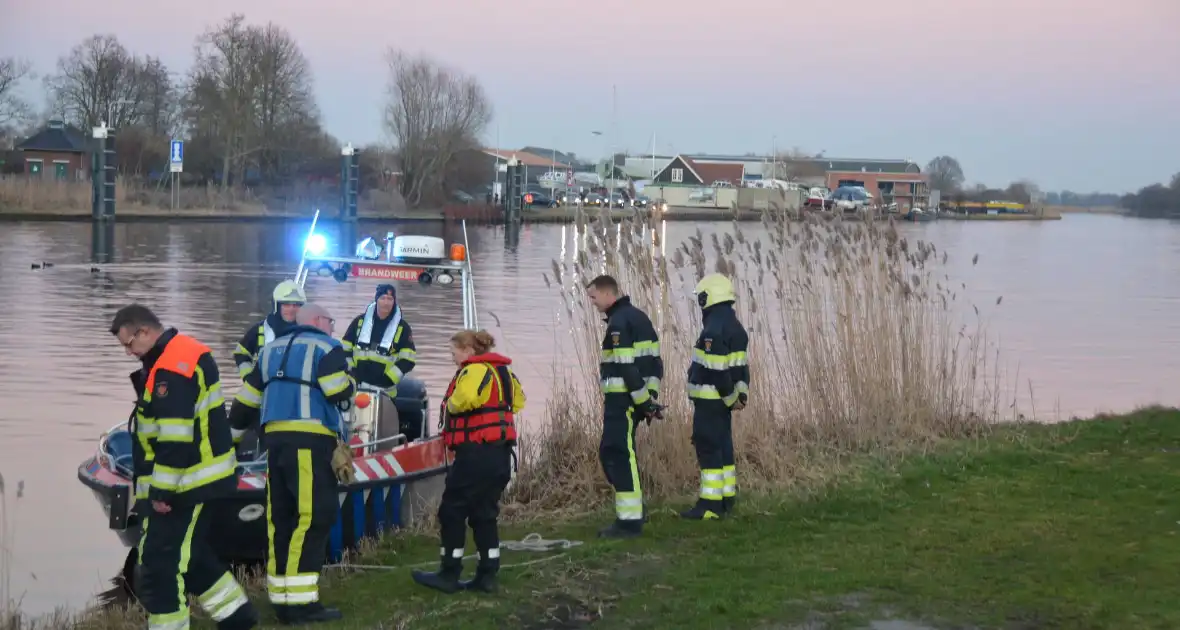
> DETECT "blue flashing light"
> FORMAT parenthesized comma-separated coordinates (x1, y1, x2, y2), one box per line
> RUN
(306, 233, 328, 256)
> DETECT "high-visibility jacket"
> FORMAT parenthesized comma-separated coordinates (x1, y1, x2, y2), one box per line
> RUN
(598, 296, 663, 407)
(130, 329, 237, 504)
(441, 352, 525, 447)
(686, 301, 750, 407)
(230, 325, 355, 438)
(341, 303, 417, 390)
(231, 313, 293, 379)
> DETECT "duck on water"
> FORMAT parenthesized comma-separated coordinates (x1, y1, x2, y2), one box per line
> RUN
(77, 213, 483, 598)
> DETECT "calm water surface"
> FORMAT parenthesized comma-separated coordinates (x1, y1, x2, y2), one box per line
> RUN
(1, 213, 1179, 613)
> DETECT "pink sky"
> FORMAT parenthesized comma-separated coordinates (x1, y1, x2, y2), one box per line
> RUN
(2, 0, 1178, 191)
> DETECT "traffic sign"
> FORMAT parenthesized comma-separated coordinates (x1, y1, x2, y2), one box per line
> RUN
(170, 162, 183, 173)
(170, 140, 183, 163)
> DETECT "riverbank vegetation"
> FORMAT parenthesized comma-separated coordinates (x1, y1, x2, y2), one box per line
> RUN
(1121, 172, 1180, 218)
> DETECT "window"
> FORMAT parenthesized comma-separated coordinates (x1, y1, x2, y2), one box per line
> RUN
(54, 162, 69, 180)
(671, 168, 683, 183)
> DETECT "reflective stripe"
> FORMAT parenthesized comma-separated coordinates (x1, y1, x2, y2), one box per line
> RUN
(600, 377, 652, 405)
(135, 477, 151, 499)
(195, 382, 224, 416)
(266, 574, 287, 605)
(319, 371, 350, 396)
(616, 492, 643, 521)
(264, 419, 339, 438)
(285, 572, 320, 605)
(197, 572, 249, 621)
(687, 383, 741, 406)
(150, 451, 236, 492)
(357, 303, 401, 352)
(156, 419, 194, 442)
(235, 381, 263, 407)
(700, 468, 725, 499)
(722, 464, 737, 498)
(262, 334, 337, 421)
(486, 547, 501, 559)
(147, 611, 189, 630)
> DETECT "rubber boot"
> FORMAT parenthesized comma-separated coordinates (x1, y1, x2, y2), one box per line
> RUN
(216, 601, 259, 629)
(597, 519, 642, 539)
(680, 499, 725, 520)
(411, 553, 463, 594)
(460, 555, 500, 593)
(276, 602, 342, 625)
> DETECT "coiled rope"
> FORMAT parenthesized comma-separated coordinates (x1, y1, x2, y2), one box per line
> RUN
(324, 533, 583, 572)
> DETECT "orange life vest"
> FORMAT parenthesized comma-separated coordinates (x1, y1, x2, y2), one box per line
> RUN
(442, 353, 518, 447)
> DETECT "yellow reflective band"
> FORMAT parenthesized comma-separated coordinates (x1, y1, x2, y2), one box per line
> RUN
(147, 609, 189, 629)
(319, 371, 351, 397)
(195, 382, 224, 416)
(384, 365, 404, 385)
(601, 347, 637, 363)
(285, 573, 320, 605)
(265, 420, 338, 437)
(700, 469, 725, 499)
(150, 451, 236, 492)
(722, 465, 737, 497)
(285, 450, 320, 604)
(155, 419, 194, 443)
(235, 382, 263, 408)
(197, 572, 249, 622)
(396, 348, 417, 362)
(693, 348, 747, 370)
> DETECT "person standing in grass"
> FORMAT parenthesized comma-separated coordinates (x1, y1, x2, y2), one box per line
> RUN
(585, 275, 664, 538)
(412, 329, 525, 594)
(682, 274, 750, 520)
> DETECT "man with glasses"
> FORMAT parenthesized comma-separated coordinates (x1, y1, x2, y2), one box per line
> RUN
(229, 302, 357, 625)
(109, 304, 257, 630)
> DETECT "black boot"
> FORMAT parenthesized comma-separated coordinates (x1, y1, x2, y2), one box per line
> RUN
(680, 499, 725, 520)
(460, 554, 500, 593)
(722, 496, 736, 514)
(216, 600, 259, 629)
(411, 552, 463, 594)
(276, 602, 342, 625)
(597, 519, 642, 539)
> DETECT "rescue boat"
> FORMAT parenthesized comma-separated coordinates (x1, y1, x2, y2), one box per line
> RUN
(77, 212, 479, 583)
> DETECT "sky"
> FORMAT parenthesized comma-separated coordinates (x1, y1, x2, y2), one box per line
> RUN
(2, 0, 1178, 193)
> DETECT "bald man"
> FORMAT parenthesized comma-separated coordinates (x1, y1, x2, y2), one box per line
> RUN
(229, 301, 355, 624)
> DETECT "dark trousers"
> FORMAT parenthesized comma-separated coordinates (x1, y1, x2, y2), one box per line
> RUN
(600, 401, 643, 523)
(138, 502, 254, 628)
(437, 443, 513, 574)
(265, 431, 339, 608)
(691, 401, 736, 507)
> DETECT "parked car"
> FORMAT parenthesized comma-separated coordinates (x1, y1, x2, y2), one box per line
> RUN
(632, 195, 650, 209)
(523, 192, 557, 208)
(651, 198, 669, 213)
(584, 193, 604, 207)
(605, 192, 628, 208)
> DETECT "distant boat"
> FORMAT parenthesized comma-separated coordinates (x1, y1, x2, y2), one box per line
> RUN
(901, 207, 938, 222)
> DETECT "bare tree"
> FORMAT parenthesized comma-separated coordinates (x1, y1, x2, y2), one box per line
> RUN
(0, 57, 33, 129)
(186, 14, 322, 187)
(925, 155, 965, 192)
(382, 49, 492, 207)
(44, 35, 149, 129)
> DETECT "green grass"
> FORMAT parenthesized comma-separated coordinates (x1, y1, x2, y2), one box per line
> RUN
(187, 408, 1180, 628)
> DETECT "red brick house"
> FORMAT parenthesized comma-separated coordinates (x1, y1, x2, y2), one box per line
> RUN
(825, 170, 929, 209)
(17, 120, 92, 180)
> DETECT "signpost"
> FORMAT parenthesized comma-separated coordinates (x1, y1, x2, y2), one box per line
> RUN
(169, 140, 183, 209)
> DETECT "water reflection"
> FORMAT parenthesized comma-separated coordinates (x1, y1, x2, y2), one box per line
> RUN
(90, 220, 116, 264)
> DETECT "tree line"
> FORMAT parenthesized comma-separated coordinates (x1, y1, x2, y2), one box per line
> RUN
(0, 14, 493, 207)
(1120, 173, 1180, 218)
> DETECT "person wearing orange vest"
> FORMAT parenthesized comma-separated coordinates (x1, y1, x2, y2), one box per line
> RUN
(109, 304, 257, 630)
(411, 329, 525, 595)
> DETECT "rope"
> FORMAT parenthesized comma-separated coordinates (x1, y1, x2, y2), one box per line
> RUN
(323, 533, 583, 572)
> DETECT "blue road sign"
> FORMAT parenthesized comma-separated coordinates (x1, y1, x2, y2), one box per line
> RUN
(170, 140, 183, 163)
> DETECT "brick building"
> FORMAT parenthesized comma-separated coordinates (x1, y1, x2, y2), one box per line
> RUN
(17, 120, 92, 180)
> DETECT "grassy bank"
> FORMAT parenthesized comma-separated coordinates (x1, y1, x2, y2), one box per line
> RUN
(290, 407, 1180, 629)
(12, 408, 1176, 628)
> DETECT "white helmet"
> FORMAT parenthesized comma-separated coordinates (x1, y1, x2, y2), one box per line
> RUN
(273, 280, 306, 306)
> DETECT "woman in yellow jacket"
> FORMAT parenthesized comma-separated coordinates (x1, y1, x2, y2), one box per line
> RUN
(412, 329, 526, 594)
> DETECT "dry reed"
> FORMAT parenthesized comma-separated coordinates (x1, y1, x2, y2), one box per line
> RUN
(0, 177, 270, 213)
(507, 209, 1011, 512)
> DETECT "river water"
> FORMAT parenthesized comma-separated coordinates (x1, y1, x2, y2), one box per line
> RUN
(1, 213, 1179, 614)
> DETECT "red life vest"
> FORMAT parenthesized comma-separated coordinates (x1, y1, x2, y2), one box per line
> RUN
(442, 352, 518, 447)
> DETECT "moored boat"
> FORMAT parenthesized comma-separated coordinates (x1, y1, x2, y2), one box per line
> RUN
(77, 212, 480, 580)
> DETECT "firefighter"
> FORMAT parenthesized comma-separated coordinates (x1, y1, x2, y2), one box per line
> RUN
(232, 280, 306, 380)
(682, 273, 750, 520)
(108, 304, 257, 630)
(341, 284, 417, 391)
(229, 303, 357, 624)
(584, 275, 663, 538)
(411, 329, 525, 594)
